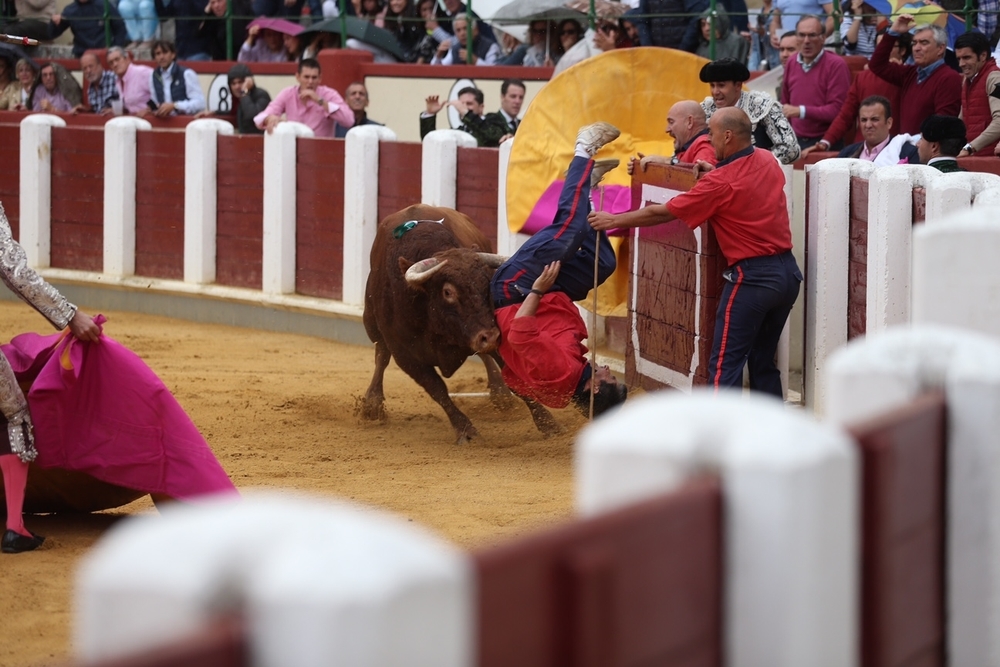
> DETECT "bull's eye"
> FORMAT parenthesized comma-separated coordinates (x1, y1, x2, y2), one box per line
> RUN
(442, 283, 458, 303)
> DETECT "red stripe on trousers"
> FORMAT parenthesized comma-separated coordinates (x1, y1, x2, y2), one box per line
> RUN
(553, 160, 594, 240)
(503, 268, 526, 300)
(713, 266, 744, 393)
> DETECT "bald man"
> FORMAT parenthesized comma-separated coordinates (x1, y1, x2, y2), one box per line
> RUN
(628, 100, 717, 174)
(590, 107, 801, 398)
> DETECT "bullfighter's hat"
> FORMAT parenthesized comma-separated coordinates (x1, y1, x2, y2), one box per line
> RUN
(920, 115, 967, 143)
(699, 58, 750, 83)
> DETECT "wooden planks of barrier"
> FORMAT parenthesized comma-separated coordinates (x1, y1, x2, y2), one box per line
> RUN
(216, 135, 264, 289)
(50, 126, 105, 272)
(474, 476, 723, 667)
(0, 124, 20, 239)
(296, 138, 346, 300)
(456, 147, 500, 249)
(626, 164, 723, 392)
(135, 131, 186, 280)
(848, 391, 947, 667)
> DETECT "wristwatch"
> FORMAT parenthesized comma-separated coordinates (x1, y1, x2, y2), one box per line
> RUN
(963, 143, 976, 154)
(815, 140, 830, 151)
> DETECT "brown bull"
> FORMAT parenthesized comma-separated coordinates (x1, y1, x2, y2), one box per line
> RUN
(361, 205, 558, 444)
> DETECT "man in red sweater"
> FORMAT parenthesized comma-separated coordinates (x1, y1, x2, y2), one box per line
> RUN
(490, 122, 628, 417)
(590, 108, 801, 398)
(627, 100, 717, 174)
(869, 14, 961, 135)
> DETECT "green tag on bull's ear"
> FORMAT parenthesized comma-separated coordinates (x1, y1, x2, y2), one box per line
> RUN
(393, 220, 419, 239)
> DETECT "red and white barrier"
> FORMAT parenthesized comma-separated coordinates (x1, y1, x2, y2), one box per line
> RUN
(184, 119, 234, 285)
(18, 113, 65, 268)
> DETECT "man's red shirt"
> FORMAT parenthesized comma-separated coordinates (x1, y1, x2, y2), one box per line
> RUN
(679, 134, 717, 164)
(666, 147, 792, 266)
(495, 291, 588, 408)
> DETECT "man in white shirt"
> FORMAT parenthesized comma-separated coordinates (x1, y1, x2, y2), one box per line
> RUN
(145, 39, 206, 117)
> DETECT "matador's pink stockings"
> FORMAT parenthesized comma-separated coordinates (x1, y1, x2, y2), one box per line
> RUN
(0, 454, 30, 536)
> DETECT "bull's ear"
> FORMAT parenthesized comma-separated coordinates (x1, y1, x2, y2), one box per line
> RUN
(398, 257, 413, 274)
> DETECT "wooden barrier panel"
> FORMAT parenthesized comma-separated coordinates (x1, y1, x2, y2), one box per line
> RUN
(0, 124, 20, 239)
(848, 391, 946, 667)
(474, 476, 723, 667)
(135, 131, 186, 280)
(296, 138, 346, 300)
(216, 135, 263, 290)
(50, 126, 104, 272)
(377, 141, 422, 223)
(626, 165, 723, 392)
(456, 147, 499, 249)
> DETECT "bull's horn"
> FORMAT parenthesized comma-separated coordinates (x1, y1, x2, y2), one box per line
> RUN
(477, 253, 508, 268)
(405, 257, 449, 284)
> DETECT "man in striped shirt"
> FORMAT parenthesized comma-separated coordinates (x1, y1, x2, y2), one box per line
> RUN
(75, 52, 119, 114)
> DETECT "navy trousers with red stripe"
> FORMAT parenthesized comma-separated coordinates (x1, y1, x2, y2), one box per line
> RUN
(709, 251, 802, 397)
(491, 156, 616, 308)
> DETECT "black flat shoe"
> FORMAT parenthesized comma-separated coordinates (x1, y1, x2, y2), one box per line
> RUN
(2, 529, 45, 554)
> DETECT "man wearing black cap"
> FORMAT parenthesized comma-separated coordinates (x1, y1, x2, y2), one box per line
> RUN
(699, 57, 801, 165)
(918, 115, 968, 173)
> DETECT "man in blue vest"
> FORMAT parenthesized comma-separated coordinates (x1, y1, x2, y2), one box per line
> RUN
(146, 40, 206, 117)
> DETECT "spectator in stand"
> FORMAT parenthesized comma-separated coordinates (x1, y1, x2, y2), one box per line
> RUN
(107, 46, 152, 115)
(495, 28, 527, 65)
(6, 58, 36, 111)
(977, 0, 998, 43)
(431, 14, 499, 65)
(381, 0, 424, 62)
(153, 0, 218, 60)
(284, 33, 305, 61)
(840, 0, 878, 58)
(335, 82, 382, 137)
(770, 0, 833, 40)
(694, 7, 749, 64)
(917, 114, 967, 172)
(432, 0, 494, 43)
(484, 78, 524, 144)
(835, 95, 919, 162)
(255, 58, 353, 137)
(119, 0, 158, 50)
(359, 0, 382, 21)
(954, 31, 1000, 157)
(556, 18, 582, 58)
(0, 58, 21, 111)
(196, 0, 247, 61)
(869, 15, 961, 135)
(806, 32, 910, 155)
(2, 0, 57, 42)
(411, 0, 441, 63)
(30, 62, 78, 112)
(778, 30, 798, 66)
(145, 40, 206, 117)
(75, 52, 119, 114)
(197, 63, 270, 134)
(627, 99, 718, 173)
(239, 26, 289, 62)
(420, 87, 507, 146)
(48, 0, 127, 58)
(593, 16, 636, 51)
(780, 15, 851, 149)
(700, 57, 801, 164)
(750, 0, 780, 71)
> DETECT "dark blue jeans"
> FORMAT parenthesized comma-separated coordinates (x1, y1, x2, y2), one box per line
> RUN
(491, 156, 616, 307)
(708, 250, 801, 397)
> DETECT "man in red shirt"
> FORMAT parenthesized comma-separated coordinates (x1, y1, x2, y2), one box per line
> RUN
(627, 100, 717, 175)
(490, 122, 628, 417)
(590, 107, 801, 398)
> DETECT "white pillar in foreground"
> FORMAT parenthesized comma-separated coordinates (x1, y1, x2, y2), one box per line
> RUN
(576, 392, 858, 667)
(184, 119, 234, 285)
(75, 493, 473, 667)
(103, 117, 152, 277)
(421, 129, 476, 209)
(342, 124, 398, 307)
(262, 121, 313, 295)
(825, 326, 1000, 667)
(19, 114, 66, 268)
(804, 159, 873, 413)
(925, 172, 1000, 223)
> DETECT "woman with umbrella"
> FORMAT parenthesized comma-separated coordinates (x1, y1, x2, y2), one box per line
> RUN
(379, 0, 423, 61)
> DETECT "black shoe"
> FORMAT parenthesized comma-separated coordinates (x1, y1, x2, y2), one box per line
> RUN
(2, 529, 44, 554)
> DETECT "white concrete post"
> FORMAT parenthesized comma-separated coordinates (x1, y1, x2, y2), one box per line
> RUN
(973, 186, 1000, 208)
(804, 159, 873, 413)
(865, 165, 937, 334)
(103, 117, 152, 277)
(183, 119, 234, 285)
(925, 172, 1000, 223)
(262, 122, 313, 295)
(825, 326, 1000, 667)
(421, 130, 476, 209)
(913, 209, 1000, 337)
(19, 114, 66, 268)
(494, 137, 528, 257)
(576, 392, 859, 667)
(342, 125, 398, 307)
(75, 493, 473, 667)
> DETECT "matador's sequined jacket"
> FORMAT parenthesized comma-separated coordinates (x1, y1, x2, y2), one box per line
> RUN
(0, 202, 77, 462)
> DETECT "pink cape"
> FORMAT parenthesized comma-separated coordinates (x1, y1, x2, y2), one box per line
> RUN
(521, 181, 633, 237)
(1, 317, 237, 501)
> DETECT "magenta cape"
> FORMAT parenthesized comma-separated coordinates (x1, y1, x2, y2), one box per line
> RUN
(1, 318, 237, 501)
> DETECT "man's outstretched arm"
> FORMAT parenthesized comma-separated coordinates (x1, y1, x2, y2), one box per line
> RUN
(588, 204, 676, 231)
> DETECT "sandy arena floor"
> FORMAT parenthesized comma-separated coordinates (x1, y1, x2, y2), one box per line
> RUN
(0, 302, 587, 667)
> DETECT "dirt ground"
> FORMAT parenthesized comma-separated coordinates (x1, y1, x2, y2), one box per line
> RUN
(0, 302, 588, 667)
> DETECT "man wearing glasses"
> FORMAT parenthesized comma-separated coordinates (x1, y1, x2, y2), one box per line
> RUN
(780, 15, 851, 150)
(106, 46, 153, 115)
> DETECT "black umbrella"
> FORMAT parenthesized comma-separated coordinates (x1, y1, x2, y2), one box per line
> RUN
(303, 17, 405, 60)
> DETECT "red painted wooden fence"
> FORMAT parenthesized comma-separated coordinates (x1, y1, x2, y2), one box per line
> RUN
(296, 138, 346, 300)
(135, 131, 186, 280)
(50, 126, 104, 272)
(0, 124, 20, 239)
(216, 134, 263, 289)
(456, 146, 499, 250)
(377, 141, 422, 224)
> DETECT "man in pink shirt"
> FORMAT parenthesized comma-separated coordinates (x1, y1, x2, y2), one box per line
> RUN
(254, 58, 354, 138)
(106, 46, 152, 115)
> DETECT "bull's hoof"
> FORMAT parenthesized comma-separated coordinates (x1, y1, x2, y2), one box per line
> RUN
(355, 396, 387, 422)
(454, 423, 479, 445)
(531, 412, 563, 437)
